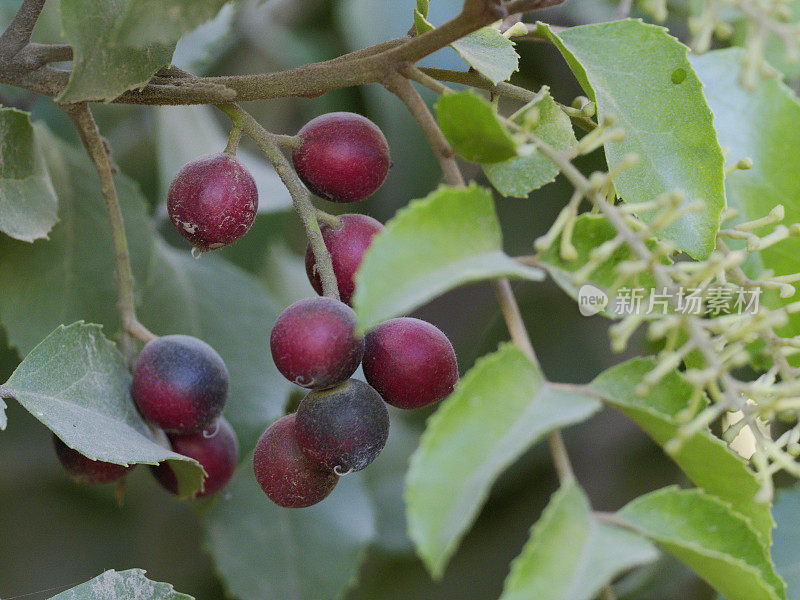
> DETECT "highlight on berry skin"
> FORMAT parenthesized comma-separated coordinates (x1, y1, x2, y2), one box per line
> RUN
(292, 112, 390, 203)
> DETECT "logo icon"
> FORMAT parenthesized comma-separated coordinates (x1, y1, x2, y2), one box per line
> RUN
(578, 284, 609, 317)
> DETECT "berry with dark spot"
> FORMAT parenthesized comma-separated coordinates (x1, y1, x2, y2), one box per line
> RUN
(292, 112, 390, 203)
(168, 153, 258, 251)
(305, 214, 384, 306)
(362, 317, 458, 409)
(151, 417, 239, 497)
(295, 379, 389, 473)
(132, 335, 228, 433)
(270, 297, 363, 389)
(253, 413, 338, 508)
(53, 434, 135, 484)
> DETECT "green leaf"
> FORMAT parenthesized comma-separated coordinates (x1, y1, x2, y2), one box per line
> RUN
(616, 487, 786, 600)
(500, 479, 658, 600)
(58, 0, 174, 103)
(156, 105, 292, 213)
(49, 569, 193, 600)
(2, 323, 204, 496)
(451, 27, 519, 86)
(590, 358, 773, 543)
(139, 241, 291, 453)
(0, 129, 289, 454)
(0, 108, 58, 242)
(769, 482, 800, 598)
(541, 19, 726, 259)
(0, 127, 153, 356)
(690, 49, 800, 336)
(405, 343, 601, 577)
(353, 184, 543, 333)
(413, 13, 518, 84)
(435, 91, 517, 163)
(114, 0, 230, 47)
(483, 89, 577, 197)
(204, 455, 375, 600)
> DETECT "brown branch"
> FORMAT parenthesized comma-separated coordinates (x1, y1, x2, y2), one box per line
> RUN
(63, 103, 156, 356)
(0, 0, 47, 61)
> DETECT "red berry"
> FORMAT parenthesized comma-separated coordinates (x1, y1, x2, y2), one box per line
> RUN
(362, 318, 458, 409)
(253, 414, 338, 508)
(168, 153, 258, 251)
(270, 297, 363, 389)
(292, 112, 390, 203)
(151, 417, 239, 497)
(132, 335, 228, 433)
(305, 214, 384, 305)
(295, 379, 389, 473)
(53, 434, 134, 484)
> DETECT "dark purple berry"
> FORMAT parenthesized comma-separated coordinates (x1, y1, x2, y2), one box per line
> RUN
(132, 335, 228, 433)
(295, 379, 389, 473)
(151, 417, 239, 497)
(168, 153, 258, 251)
(270, 297, 363, 389)
(292, 112, 390, 203)
(363, 317, 458, 409)
(305, 214, 384, 306)
(253, 414, 338, 508)
(53, 434, 134, 484)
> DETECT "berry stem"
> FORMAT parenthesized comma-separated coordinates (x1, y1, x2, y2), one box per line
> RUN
(217, 103, 340, 301)
(385, 66, 576, 484)
(315, 209, 343, 229)
(62, 102, 157, 360)
(224, 125, 242, 156)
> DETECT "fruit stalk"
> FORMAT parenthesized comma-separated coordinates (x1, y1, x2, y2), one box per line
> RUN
(63, 102, 156, 359)
(218, 103, 340, 300)
(383, 67, 576, 484)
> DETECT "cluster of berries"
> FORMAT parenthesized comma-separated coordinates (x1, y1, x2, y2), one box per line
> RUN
(54, 335, 238, 498)
(52, 112, 457, 509)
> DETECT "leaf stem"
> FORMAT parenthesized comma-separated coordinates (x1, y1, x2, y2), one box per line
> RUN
(62, 103, 156, 357)
(217, 104, 340, 301)
(384, 66, 576, 484)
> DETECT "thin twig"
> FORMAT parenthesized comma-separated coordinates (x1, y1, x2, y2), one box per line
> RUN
(0, 0, 47, 61)
(62, 103, 156, 357)
(386, 65, 576, 484)
(217, 104, 340, 300)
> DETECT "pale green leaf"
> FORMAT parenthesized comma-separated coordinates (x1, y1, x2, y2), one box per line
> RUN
(353, 184, 543, 333)
(435, 91, 517, 163)
(58, 0, 174, 103)
(406, 343, 601, 577)
(204, 455, 375, 600)
(49, 569, 193, 600)
(114, 0, 230, 47)
(500, 480, 657, 600)
(414, 12, 517, 84)
(617, 487, 786, 600)
(590, 358, 773, 543)
(690, 49, 800, 338)
(2, 323, 204, 495)
(451, 27, 519, 86)
(0, 108, 58, 242)
(156, 105, 291, 213)
(542, 19, 726, 259)
(483, 88, 577, 197)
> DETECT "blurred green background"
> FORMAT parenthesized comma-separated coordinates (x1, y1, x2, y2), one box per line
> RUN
(0, 1, 753, 598)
